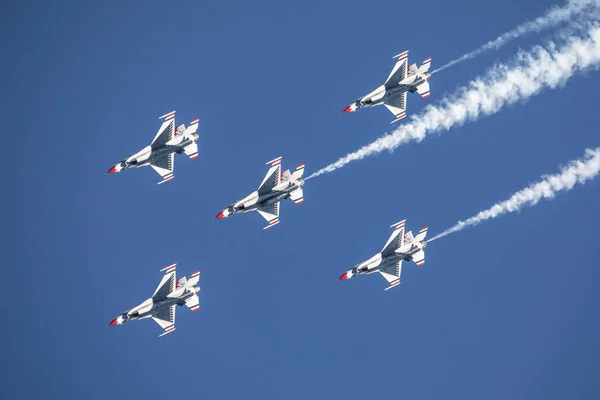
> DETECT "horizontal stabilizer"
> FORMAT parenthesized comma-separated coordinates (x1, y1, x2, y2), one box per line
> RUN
(412, 249, 425, 267)
(416, 81, 430, 99)
(184, 142, 199, 160)
(185, 295, 200, 312)
(290, 188, 303, 204)
(185, 118, 199, 135)
(418, 58, 431, 73)
(291, 164, 305, 180)
(187, 270, 200, 286)
(414, 226, 428, 242)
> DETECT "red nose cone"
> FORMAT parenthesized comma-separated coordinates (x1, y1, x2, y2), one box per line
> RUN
(215, 211, 225, 219)
(342, 106, 352, 113)
(108, 318, 119, 326)
(339, 272, 349, 280)
(107, 166, 117, 174)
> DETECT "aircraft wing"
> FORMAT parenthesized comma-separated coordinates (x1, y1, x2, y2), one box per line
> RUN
(153, 305, 176, 337)
(381, 220, 406, 257)
(151, 153, 174, 184)
(258, 157, 282, 194)
(384, 92, 407, 123)
(153, 264, 176, 300)
(257, 201, 280, 229)
(385, 50, 408, 87)
(151, 111, 175, 148)
(380, 260, 402, 290)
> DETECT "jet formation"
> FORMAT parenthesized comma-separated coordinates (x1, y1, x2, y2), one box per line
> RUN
(108, 50, 436, 336)
(107, 111, 200, 184)
(109, 264, 201, 336)
(343, 50, 432, 123)
(215, 157, 305, 229)
(338, 220, 428, 290)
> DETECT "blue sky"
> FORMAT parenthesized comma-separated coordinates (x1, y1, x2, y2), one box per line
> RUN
(5, 0, 600, 399)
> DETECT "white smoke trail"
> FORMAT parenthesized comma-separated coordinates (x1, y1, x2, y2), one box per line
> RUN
(306, 24, 600, 180)
(433, 0, 599, 73)
(428, 147, 600, 242)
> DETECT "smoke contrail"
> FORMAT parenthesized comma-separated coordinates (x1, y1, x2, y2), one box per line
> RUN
(306, 24, 600, 180)
(433, 0, 599, 73)
(427, 147, 600, 242)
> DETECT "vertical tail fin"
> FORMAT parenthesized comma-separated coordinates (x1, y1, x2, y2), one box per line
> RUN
(407, 63, 418, 75)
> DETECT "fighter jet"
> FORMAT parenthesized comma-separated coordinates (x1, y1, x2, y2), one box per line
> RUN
(107, 111, 200, 184)
(338, 220, 428, 290)
(215, 157, 305, 229)
(342, 51, 432, 123)
(108, 264, 200, 336)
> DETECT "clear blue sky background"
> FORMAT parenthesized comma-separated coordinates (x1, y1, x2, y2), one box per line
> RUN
(4, 0, 600, 399)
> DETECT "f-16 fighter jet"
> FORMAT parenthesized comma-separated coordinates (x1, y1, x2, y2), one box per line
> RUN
(108, 264, 201, 337)
(338, 220, 428, 290)
(107, 111, 200, 184)
(215, 157, 305, 229)
(342, 51, 432, 123)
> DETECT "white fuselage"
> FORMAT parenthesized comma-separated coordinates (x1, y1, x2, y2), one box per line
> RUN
(112, 133, 199, 172)
(360, 73, 430, 108)
(111, 286, 200, 325)
(355, 240, 427, 275)
(219, 178, 304, 218)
